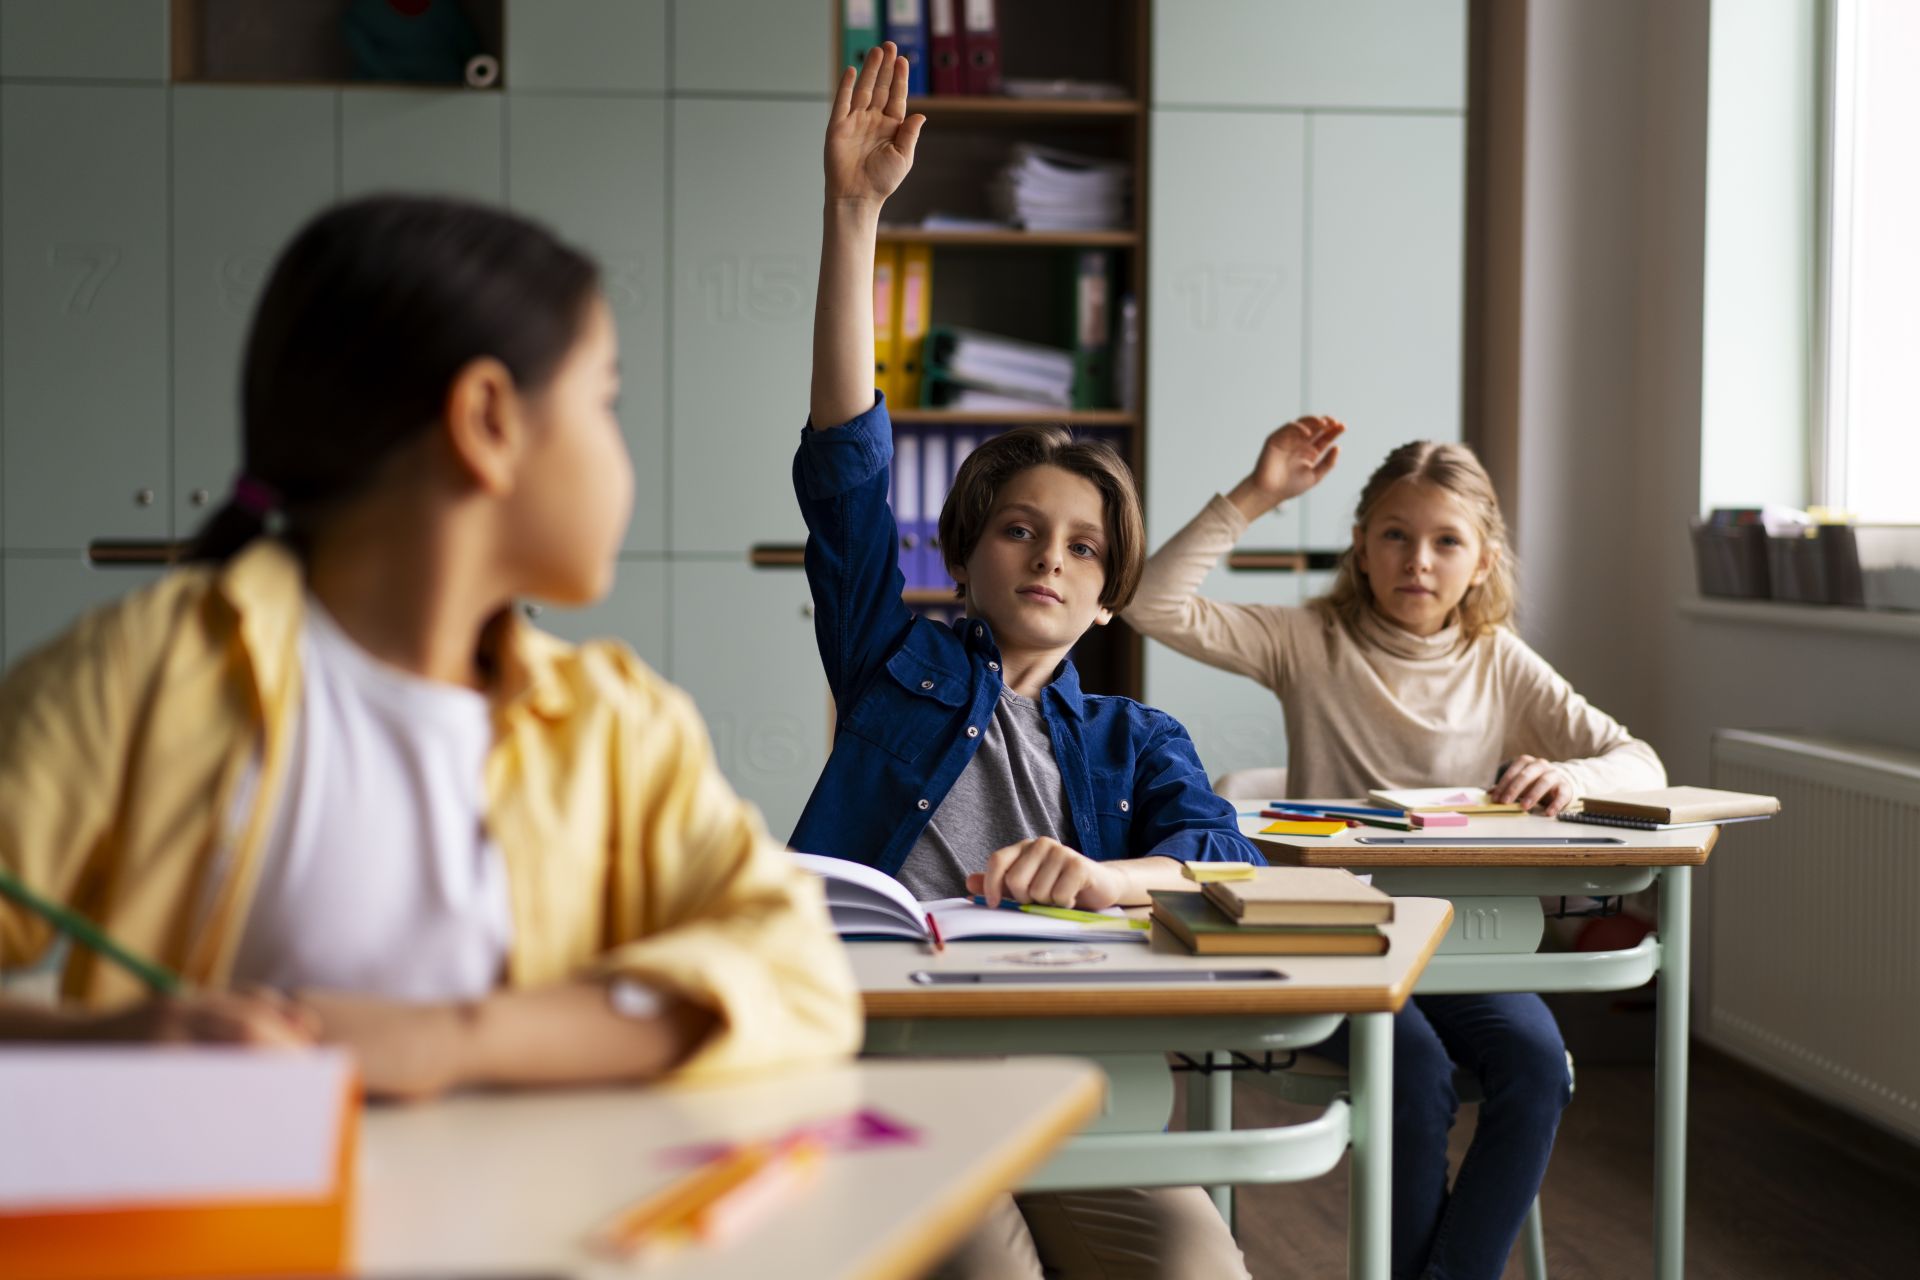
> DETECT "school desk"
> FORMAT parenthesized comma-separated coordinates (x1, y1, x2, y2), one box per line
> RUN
(354, 1057, 1101, 1280)
(852, 895, 1454, 1280)
(1242, 807, 1720, 1280)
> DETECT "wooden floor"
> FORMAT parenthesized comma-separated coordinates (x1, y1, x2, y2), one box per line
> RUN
(1177, 1040, 1920, 1278)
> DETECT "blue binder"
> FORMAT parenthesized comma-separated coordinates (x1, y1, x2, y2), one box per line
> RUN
(882, 0, 930, 97)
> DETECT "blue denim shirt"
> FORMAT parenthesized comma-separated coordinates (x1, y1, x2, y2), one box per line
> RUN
(788, 395, 1262, 878)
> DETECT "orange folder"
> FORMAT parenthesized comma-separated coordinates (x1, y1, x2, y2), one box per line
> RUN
(0, 1048, 359, 1280)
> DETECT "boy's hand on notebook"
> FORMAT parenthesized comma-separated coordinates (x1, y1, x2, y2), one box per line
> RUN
(824, 42, 925, 208)
(1489, 754, 1576, 816)
(87, 987, 320, 1047)
(1228, 415, 1346, 521)
(967, 837, 1128, 911)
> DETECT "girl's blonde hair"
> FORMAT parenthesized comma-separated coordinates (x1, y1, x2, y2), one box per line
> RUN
(1309, 440, 1517, 646)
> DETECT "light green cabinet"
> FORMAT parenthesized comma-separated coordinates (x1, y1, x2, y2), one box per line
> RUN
(506, 0, 666, 92)
(507, 95, 668, 553)
(1153, 0, 1466, 110)
(672, 0, 831, 97)
(669, 98, 821, 554)
(2, 555, 160, 669)
(536, 557, 669, 676)
(0, 0, 168, 81)
(172, 87, 338, 536)
(669, 560, 826, 842)
(1144, 109, 1305, 546)
(2, 85, 168, 549)
(341, 89, 504, 202)
(1300, 114, 1465, 548)
(1141, 562, 1297, 785)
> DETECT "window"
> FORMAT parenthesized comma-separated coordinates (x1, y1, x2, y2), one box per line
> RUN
(1819, 0, 1920, 521)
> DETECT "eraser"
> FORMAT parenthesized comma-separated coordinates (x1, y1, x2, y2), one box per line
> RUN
(1412, 812, 1470, 828)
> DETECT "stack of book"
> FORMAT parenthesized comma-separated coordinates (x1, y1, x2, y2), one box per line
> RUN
(921, 326, 1076, 410)
(1149, 867, 1393, 956)
(990, 145, 1130, 232)
(1560, 785, 1780, 831)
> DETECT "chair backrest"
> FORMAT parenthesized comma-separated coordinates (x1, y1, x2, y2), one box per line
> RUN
(1211, 766, 1289, 802)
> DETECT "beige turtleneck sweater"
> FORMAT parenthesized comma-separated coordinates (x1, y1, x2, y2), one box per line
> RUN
(1125, 494, 1665, 802)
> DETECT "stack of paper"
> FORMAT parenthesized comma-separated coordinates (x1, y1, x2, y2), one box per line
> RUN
(924, 326, 1076, 411)
(990, 145, 1131, 232)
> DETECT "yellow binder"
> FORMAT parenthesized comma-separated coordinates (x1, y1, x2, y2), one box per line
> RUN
(873, 243, 902, 405)
(895, 243, 933, 407)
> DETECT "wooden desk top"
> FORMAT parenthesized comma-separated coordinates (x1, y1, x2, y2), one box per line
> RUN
(1241, 807, 1720, 867)
(355, 1058, 1103, 1280)
(854, 896, 1452, 1019)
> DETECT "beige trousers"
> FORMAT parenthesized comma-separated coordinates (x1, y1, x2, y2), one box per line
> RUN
(928, 1186, 1252, 1279)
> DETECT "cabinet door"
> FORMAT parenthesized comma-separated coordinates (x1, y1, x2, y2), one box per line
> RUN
(1141, 562, 1297, 786)
(507, 96, 668, 552)
(3, 556, 160, 669)
(172, 87, 338, 534)
(535, 557, 668, 676)
(672, 0, 830, 97)
(1145, 109, 1305, 545)
(2, 86, 168, 549)
(1153, 0, 1466, 111)
(669, 560, 826, 842)
(0, 0, 168, 81)
(670, 98, 821, 553)
(505, 0, 666, 92)
(341, 89, 504, 203)
(1301, 114, 1465, 548)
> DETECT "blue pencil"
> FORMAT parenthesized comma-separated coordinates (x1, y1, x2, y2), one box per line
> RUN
(1268, 801, 1404, 818)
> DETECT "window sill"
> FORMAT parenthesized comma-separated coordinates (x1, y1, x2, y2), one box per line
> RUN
(1679, 597, 1920, 641)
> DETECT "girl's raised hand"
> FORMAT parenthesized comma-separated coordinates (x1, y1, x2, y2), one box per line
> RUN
(825, 42, 925, 207)
(1227, 416, 1345, 521)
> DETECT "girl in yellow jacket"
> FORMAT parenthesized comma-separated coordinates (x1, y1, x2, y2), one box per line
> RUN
(0, 196, 860, 1096)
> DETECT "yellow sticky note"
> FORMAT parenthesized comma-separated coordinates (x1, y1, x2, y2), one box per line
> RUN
(1182, 861, 1257, 883)
(1259, 820, 1347, 837)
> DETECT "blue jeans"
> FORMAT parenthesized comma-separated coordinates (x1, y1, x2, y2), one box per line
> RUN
(1322, 993, 1572, 1280)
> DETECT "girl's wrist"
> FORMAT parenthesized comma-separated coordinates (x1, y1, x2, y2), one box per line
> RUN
(1226, 476, 1283, 523)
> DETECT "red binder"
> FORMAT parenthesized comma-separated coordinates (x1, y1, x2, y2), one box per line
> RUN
(928, 0, 964, 96)
(960, 0, 1002, 96)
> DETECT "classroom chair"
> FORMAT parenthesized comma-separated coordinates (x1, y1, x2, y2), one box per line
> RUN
(1212, 766, 1290, 803)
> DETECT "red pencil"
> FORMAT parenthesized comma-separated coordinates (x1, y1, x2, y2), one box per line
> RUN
(925, 911, 945, 954)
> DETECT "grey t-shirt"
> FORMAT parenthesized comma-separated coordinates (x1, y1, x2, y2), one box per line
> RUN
(896, 685, 1073, 900)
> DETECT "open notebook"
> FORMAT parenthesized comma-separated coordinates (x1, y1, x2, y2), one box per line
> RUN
(794, 852, 1149, 944)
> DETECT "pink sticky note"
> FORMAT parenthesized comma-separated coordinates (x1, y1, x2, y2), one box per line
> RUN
(1412, 812, 1469, 827)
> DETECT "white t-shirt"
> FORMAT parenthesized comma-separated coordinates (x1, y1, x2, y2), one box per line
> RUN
(229, 598, 513, 1001)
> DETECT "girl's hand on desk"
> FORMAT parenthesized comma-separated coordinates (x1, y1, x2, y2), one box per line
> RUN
(297, 990, 471, 1102)
(968, 838, 1129, 911)
(1490, 754, 1577, 816)
(1227, 416, 1346, 521)
(824, 42, 925, 208)
(86, 986, 319, 1047)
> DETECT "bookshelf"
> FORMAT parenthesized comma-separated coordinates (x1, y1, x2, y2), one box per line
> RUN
(837, 0, 1152, 699)
(169, 0, 506, 88)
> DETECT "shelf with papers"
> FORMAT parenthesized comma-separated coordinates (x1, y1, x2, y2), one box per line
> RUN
(890, 409, 1137, 427)
(876, 228, 1139, 249)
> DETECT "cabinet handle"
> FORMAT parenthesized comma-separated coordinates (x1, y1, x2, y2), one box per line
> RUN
(89, 539, 185, 567)
(521, 603, 544, 619)
(190, 488, 211, 507)
(801, 602, 815, 619)
(749, 544, 806, 568)
(1226, 550, 1344, 573)
(134, 489, 155, 507)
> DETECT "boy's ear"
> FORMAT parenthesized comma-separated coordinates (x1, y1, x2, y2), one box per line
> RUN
(949, 563, 967, 586)
(444, 356, 523, 496)
(1091, 605, 1113, 627)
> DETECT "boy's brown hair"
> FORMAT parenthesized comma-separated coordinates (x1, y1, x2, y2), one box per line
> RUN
(937, 425, 1146, 610)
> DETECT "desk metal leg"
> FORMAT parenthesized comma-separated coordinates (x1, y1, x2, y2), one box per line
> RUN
(1208, 1053, 1234, 1230)
(1655, 865, 1691, 1278)
(1348, 1011, 1391, 1280)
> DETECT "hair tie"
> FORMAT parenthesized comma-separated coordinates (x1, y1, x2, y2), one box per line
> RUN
(232, 476, 281, 518)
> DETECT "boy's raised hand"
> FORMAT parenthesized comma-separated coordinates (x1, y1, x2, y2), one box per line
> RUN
(825, 42, 925, 207)
(1228, 415, 1346, 521)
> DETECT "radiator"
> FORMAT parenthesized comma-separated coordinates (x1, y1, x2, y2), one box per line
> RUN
(1707, 729, 1920, 1143)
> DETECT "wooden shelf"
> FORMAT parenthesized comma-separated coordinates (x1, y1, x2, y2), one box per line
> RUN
(906, 96, 1143, 119)
(903, 588, 960, 606)
(890, 409, 1136, 427)
(876, 228, 1138, 248)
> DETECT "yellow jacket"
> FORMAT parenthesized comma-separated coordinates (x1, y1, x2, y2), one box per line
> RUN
(0, 540, 860, 1080)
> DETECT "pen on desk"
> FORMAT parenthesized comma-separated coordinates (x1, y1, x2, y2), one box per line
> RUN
(1268, 801, 1404, 818)
(969, 896, 1147, 928)
(0, 865, 183, 994)
(925, 911, 945, 954)
(1260, 808, 1357, 827)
